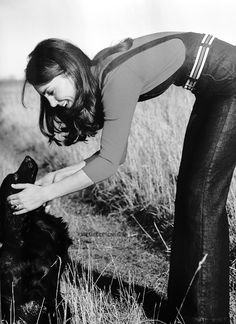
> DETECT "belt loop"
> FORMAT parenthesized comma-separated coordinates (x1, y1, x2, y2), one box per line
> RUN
(184, 34, 215, 91)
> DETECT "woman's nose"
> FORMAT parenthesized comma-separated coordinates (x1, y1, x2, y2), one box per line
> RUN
(47, 96, 58, 107)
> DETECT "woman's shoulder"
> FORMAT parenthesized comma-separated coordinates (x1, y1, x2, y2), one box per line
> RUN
(92, 31, 188, 89)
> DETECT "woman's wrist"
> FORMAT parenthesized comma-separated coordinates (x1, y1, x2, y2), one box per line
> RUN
(42, 168, 93, 202)
(42, 183, 58, 201)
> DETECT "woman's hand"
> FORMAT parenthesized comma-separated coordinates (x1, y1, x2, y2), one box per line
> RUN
(7, 183, 48, 215)
(7, 162, 93, 216)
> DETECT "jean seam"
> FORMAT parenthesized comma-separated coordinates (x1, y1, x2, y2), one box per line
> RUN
(199, 96, 236, 316)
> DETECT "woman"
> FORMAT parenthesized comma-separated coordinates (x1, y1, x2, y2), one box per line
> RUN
(7, 31, 236, 323)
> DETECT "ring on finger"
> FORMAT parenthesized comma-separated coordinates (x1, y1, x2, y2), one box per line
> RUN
(15, 203, 21, 210)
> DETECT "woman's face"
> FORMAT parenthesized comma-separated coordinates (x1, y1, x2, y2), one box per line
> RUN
(34, 74, 76, 109)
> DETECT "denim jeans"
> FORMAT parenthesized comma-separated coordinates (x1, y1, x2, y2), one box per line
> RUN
(167, 34, 236, 323)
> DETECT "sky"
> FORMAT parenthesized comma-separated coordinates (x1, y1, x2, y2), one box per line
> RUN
(1, 0, 236, 79)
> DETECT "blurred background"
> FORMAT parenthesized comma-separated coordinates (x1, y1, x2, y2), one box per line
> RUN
(1, 0, 236, 80)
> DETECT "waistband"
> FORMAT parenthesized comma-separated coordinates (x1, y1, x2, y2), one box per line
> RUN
(184, 34, 215, 91)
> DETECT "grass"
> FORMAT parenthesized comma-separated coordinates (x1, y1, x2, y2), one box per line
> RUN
(1, 79, 236, 322)
(62, 260, 154, 324)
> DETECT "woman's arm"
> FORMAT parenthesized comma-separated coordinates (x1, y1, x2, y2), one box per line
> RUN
(36, 160, 87, 185)
(82, 65, 143, 182)
(36, 150, 103, 186)
(45, 168, 94, 201)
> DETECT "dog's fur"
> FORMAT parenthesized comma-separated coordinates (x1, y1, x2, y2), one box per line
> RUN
(0, 156, 72, 323)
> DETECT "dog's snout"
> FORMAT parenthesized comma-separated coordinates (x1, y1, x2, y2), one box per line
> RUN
(16, 156, 38, 183)
(25, 156, 32, 162)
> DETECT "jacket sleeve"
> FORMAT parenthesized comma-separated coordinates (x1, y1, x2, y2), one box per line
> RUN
(82, 65, 143, 183)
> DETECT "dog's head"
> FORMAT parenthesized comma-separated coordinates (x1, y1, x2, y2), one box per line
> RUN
(0, 156, 38, 204)
(0, 156, 38, 244)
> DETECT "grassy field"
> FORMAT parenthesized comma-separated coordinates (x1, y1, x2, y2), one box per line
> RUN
(0, 79, 236, 323)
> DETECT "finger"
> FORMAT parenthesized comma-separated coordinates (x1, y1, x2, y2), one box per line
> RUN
(45, 205, 51, 213)
(9, 202, 23, 210)
(16, 203, 24, 210)
(8, 201, 20, 209)
(7, 194, 19, 201)
(11, 183, 31, 189)
(7, 192, 22, 200)
(7, 197, 18, 203)
(13, 209, 28, 215)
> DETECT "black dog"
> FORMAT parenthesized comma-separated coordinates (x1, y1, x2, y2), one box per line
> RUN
(0, 156, 72, 323)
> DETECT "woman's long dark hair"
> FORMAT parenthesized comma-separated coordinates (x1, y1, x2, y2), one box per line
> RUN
(23, 37, 133, 145)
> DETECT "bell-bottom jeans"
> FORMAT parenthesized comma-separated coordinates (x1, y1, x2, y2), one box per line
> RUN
(167, 36, 236, 323)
